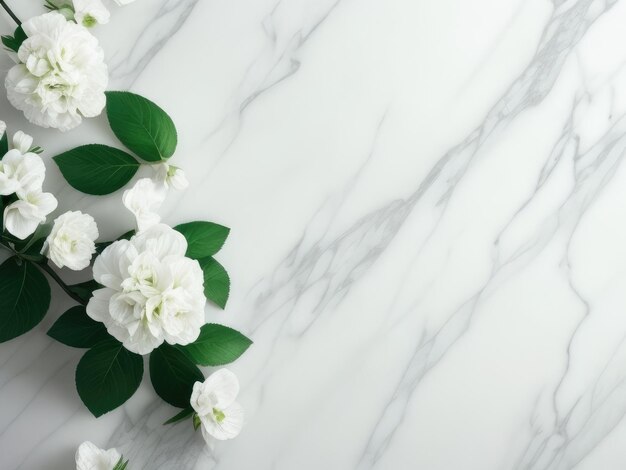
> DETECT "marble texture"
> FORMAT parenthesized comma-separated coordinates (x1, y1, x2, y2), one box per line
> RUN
(2, 0, 626, 468)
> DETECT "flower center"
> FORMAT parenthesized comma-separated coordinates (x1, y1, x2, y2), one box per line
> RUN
(212, 408, 226, 423)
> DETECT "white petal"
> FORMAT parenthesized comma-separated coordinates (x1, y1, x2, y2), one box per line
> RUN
(75, 441, 121, 470)
(123, 178, 166, 231)
(204, 369, 240, 409)
(86, 288, 116, 322)
(93, 239, 134, 289)
(12, 131, 33, 154)
(200, 401, 245, 441)
(131, 224, 187, 259)
(4, 200, 42, 239)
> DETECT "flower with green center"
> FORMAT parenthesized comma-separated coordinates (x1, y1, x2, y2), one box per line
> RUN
(190, 369, 245, 442)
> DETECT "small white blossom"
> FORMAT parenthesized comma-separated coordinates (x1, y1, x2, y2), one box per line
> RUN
(73, 0, 110, 27)
(12, 131, 33, 154)
(0, 149, 46, 196)
(87, 224, 206, 354)
(154, 163, 189, 190)
(122, 178, 166, 231)
(191, 369, 244, 442)
(75, 441, 122, 470)
(5, 12, 108, 131)
(42, 211, 99, 270)
(4, 190, 58, 240)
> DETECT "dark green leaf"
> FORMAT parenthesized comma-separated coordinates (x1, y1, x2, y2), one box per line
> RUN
(199, 257, 230, 309)
(0, 126, 7, 155)
(180, 323, 252, 366)
(105, 91, 177, 162)
(76, 339, 143, 417)
(0, 257, 50, 343)
(48, 306, 109, 348)
(149, 343, 203, 409)
(53, 144, 140, 195)
(1, 26, 26, 53)
(68, 280, 101, 303)
(193, 413, 201, 431)
(164, 407, 194, 425)
(174, 221, 230, 260)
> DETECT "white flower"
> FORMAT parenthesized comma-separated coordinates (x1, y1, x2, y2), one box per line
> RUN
(191, 369, 244, 442)
(42, 211, 99, 270)
(5, 12, 108, 132)
(87, 224, 206, 354)
(75, 441, 122, 470)
(0, 150, 46, 196)
(12, 131, 33, 154)
(73, 0, 110, 27)
(4, 190, 58, 239)
(122, 178, 166, 231)
(154, 163, 189, 190)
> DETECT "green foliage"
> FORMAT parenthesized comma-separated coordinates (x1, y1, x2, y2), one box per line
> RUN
(48, 306, 109, 348)
(0, 257, 50, 343)
(199, 257, 230, 308)
(76, 339, 144, 417)
(105, 91, 177, 162)
(1, 26, 26, 53)
(180, 324, 252, 366)
(164, 407, 194, 425)
(53, 144, 140, 195)
(149, 344, 204, 409)
(174, 221, 230, 260)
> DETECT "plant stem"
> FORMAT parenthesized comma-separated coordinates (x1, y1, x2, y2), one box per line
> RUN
(0, 241, 87, 305)
(0, 0, 20, 26)
(38, 262, 87, 306)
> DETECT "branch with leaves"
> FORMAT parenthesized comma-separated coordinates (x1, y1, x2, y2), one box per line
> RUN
(0, 1, 254, 463)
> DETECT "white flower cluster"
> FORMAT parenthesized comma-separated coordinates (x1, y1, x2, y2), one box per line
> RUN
(87, 178, 204, 355)
(0, 126, 57, 239)
(5, 12, 108, 131)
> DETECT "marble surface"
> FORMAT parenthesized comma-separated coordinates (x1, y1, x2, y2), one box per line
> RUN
(2, 0, 626, 468)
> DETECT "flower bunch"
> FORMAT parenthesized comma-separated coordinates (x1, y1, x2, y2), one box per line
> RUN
(0, 125, 57, 239)
(4, 11, 108, 131)
(0, 0, 251, 456)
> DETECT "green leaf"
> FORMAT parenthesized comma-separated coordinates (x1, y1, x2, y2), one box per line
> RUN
(164, 407, 194, 425)
(0, 257, 51, 343)
(48, 306, 109, 348)
(174, 221, 230, 260)
(76, 339, 144, 417)
(53, 144, 140, 195)
(193, 413, 201, 431)
(199, 257, 230, 309)
(68, 280, 101, 303)
(1, 26, 26, 53)
(0, 126, 7, 155)
(105, 91, 177, 162)
(112, 456, 130, 470)
(180, 323, 252, 366)
(149, 343, 203, 409)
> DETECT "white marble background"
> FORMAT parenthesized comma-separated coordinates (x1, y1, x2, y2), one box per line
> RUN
(2, 0, 626, 468)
